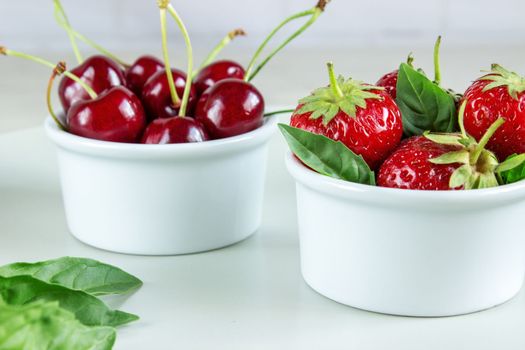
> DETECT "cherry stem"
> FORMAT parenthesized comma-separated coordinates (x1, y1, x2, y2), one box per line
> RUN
(264, 108, 295, 117)
(167, 3, 193, 117)
(458, 100, 467, 139)
(247, 9, 322, 82)
(471, 117, 505, 164)
(194, 28, 246, 77)
(433, 35, 442, 85)
(1, 47, 98, 99)
(53, 0, 82, 64)
(53, 0, 129, 68)
(47, 62, 67, 131)
(244, 1, 328, 82)
(327, 62, 343, 99)
(158, 4, 181, 108)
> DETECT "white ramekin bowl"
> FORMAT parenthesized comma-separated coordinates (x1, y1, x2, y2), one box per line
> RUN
(45, 117, 277, 255)
(285, 152, 525, 316)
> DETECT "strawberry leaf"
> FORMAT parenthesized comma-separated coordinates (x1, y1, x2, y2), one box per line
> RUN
(297, 76, 383, 126)
(396, 63, 457, 136)
(279, 124, 375, 185)
(481, 64, 525, 100)
(423, 131, 465, 146)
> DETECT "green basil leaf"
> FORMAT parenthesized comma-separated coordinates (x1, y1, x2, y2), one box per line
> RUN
(396, 62, 457, 136)
(0, 300, 115, 350)
(279, 124, 375, 185)
(499, 154, 525, 184)
(0, 275, 138, 327)
(0, 257, 142, 296)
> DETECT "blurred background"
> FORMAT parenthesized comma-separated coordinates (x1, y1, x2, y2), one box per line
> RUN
(1, 0, 524, 131)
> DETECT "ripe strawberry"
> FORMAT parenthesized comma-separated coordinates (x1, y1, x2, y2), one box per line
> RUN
(376, 54, 416, 99)
(290, 62, 403, 170)
(378, 136, 463, 190)
(462, 64, 525, 161)
(376, 69, 398, 99)
(376, 38, 463, 106)
(379, 102, 505, 190)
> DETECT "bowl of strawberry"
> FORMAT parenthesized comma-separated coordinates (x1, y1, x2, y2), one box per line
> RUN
(281, 39, 525, 316)
(1, 0, 328, 255)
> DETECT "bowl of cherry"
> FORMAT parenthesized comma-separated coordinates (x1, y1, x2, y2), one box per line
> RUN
(2, 0, 329, 255)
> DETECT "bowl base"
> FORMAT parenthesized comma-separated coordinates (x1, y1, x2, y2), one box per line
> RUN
(68, 228, 258, 256)
(302, 272, 524, 317)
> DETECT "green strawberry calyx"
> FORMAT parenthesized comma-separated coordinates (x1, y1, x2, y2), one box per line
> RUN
(480, 64, 525, 100)
(424, 100, 523, 189)
(295, 62, 384, 126)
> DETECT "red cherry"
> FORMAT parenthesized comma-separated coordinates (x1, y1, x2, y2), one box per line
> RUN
(66, 86, 146, 143)
(195, 79, 264, 139)
(194, 60, 245, 96)
(125, 55, 164, 96)
(59, 55, 126, 112)
(141, 116, 209, 144)
(141, 68, 196, 120)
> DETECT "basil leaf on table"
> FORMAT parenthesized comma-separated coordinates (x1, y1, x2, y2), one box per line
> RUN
(0, 275, 138, 327)
(279, 124, 375, 185)
(0, 300, 115, 350)
(0, 257, 142, 296)
(396, 62, 457, 136)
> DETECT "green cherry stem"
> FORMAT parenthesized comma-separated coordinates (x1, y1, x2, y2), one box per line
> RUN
(471, 117, 505, 164)
(167, 3, 193, 117)
(47, 62, 67, 130)
(244, 0, 329, 82)
(243, 10, 312, 81)
(54, 0, 129, 68)
(433, 35, 442, 85)
(158, 1, 181, 109)
(0, 47, 98, 99)
(327, 62, 343, 98)
(264, 108, 295, 117)
(70, 30, 129, 68)
(53, 0, 82, 64)
(194, 28, 246, 77)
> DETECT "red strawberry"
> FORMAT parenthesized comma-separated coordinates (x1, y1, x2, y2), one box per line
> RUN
(375, 53, 416, 99)
(290, 62, 403, 170)
(379, 102, 505, 190)
(462, 64, 525, 161)
(376, 70, 398, 99)
(378, 136, 462, 190)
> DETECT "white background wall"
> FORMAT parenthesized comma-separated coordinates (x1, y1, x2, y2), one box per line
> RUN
(1, 0, 524, 52)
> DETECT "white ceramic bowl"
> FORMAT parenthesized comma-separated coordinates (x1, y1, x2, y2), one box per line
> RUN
(285, 152, 525, 316)
(44, 117, 277, 255)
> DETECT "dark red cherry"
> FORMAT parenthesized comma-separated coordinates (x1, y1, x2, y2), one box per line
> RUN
(66, 86, 146, 143)
(195, 78, 264, 139)
(141, 68, 196, 120)
(125, 55, 164, 96)
(194, 60, 245, 96)
(141, 116, 209, 144)
(59, 55, 126, 112)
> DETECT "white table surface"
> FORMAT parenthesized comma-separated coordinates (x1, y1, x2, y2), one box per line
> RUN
(1, 124, 525, 350)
